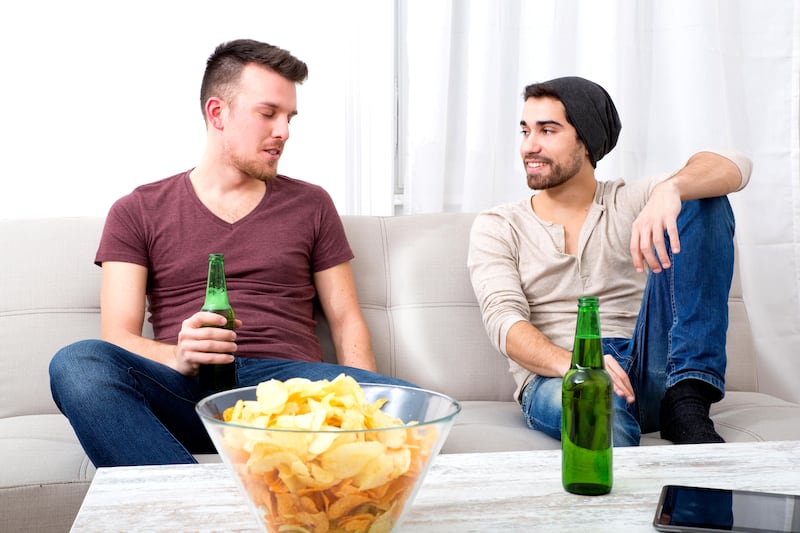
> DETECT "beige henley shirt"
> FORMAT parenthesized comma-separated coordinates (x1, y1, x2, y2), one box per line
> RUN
(467, 150, 752, 401)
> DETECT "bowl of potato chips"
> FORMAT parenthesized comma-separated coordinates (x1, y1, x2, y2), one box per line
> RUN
(196, 374, 460, 533)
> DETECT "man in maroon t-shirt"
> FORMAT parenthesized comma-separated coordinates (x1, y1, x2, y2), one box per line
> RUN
(49, 39, 412, 468)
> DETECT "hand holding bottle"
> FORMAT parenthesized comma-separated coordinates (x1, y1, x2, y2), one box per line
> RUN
(197, 253, 238, 390)
(173, 311, 240, 376)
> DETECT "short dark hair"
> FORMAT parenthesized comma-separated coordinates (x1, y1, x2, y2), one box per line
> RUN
(523, 81, 581, 140)
(200, 39, 309, 119)
(523, 82, 560, 102)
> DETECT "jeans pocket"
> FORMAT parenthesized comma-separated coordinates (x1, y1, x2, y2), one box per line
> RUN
(603, 337, 634, 373)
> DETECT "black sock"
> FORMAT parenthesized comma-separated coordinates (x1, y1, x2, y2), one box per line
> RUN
(660, 379, 725, 444)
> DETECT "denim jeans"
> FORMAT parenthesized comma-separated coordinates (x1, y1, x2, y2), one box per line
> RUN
(521, 196, 735, 446)
(49, 340, 415, 467)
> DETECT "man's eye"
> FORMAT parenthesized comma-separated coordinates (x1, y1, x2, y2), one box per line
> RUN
(520, 129, 529, 136)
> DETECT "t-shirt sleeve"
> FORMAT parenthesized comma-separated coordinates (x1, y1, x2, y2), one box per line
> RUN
(309, 188, 353, 273)
(95, 194, 149, 268)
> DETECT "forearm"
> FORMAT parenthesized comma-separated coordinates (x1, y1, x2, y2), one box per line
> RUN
(505, 319, 572, 378)
(332, 321, 378, 372)
(102, 327, 177, 368)
(665, 151, 749, 201)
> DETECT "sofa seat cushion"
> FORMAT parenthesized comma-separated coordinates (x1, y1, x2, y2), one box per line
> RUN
(640, 391, 800, 443)
(451, 401, 673, 449)
(709, 391, 800, 441)
(443, 401, 561, 453)
(0, 414, 95, 487)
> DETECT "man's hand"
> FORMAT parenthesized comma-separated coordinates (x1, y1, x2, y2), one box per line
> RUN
(173, 311, 240, 376)
(630, 180, 682, 273)
(604, 354, 635, 403)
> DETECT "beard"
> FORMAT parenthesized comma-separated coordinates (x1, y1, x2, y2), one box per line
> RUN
(525, 144, 584, 190)
(238, 158, 278, 182)
(226, 142, 280, 182)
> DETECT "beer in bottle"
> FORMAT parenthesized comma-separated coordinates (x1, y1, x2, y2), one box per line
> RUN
(199, 253, 237, 391)
(561, 296, 613, 495)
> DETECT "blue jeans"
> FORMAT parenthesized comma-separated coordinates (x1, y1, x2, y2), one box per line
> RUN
(521, 196, 735, 446)
(49, 340, 415, 467)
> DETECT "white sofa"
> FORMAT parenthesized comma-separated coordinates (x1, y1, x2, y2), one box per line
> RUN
(3, 214, 800, 532)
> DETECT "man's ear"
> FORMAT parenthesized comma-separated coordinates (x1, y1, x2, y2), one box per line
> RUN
(205, 97, 226, 131)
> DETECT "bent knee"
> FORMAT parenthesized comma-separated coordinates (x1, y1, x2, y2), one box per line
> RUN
(49, 339, 110, 380)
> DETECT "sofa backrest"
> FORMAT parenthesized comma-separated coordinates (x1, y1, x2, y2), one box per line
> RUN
(315, 214, 517, 400)
(0, 214, 758, 419)
(1, 217, 105, 418)
(319, 214, 760, 399)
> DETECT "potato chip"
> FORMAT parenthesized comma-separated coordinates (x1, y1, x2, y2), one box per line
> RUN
(219, 374, 436, 532)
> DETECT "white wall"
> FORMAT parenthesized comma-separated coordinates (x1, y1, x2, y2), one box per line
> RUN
(1, 0, 395, 218)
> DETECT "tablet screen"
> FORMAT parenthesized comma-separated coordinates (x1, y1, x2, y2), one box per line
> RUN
(654, 485, 800, 533)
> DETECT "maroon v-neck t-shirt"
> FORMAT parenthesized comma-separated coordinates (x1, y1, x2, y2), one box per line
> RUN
(96, 171, 353, 362)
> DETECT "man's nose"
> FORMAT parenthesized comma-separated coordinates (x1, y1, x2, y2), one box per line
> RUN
(521, 133, 541, 154)
(273, 117, 290, 140)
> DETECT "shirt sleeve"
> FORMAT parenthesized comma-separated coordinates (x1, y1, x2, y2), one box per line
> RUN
(702, 149, 752, 191)
(310, 187, 354, 273)
(467, 211, 531, 357)
(95, 194, 149, 268)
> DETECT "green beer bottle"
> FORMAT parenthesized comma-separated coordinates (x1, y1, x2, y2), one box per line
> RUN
(199, 253, 237, 391)
(562, 296, 613, 495)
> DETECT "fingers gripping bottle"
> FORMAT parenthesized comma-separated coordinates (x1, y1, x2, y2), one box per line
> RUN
(561, 296, 613, 495)
(199, 253, 237, 391)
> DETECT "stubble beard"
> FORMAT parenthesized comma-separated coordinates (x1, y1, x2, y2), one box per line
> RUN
(525, 145, 585, 191)
(230, 151, 279, 183)
(252, 161, 278, 183)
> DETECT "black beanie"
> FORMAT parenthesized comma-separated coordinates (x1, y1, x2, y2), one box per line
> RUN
(542, 76, 622, 168)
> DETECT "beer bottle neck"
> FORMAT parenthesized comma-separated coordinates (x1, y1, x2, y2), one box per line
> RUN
(203, 255, 231, 310)
(571, 297, 603, 368)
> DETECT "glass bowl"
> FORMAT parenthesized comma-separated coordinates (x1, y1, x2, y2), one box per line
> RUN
(196, 382, 461, 532)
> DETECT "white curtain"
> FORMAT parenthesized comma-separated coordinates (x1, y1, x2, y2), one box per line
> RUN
(397, 0, 800, 403)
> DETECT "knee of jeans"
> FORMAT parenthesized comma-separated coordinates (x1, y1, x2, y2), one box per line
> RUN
(50, 341, 79, 380)
(521, 377, 563, 439)
(684, 197, 734, 231)
(49, 339, 107, 390)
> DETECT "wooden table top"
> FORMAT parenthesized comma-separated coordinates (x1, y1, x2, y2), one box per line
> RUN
(71, 440, 800, 532)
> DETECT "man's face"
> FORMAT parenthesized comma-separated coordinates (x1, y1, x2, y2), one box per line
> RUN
(519, 96, 588, 191)
(219, 64, 298, 181)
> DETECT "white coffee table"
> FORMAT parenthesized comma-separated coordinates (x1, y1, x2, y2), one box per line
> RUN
(71, 440, 800, 532)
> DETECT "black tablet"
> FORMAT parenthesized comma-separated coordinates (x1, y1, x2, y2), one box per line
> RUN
(653, 485, 800, 533)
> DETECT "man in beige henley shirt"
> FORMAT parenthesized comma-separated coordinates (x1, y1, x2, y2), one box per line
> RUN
(468, 76, 751, 446)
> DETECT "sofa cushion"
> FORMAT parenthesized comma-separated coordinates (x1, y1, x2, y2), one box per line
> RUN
(724, 245, 758, 392)
(336, 213, 518, 401)
(0, 217, 104, 419)
(444, 401, 561, 453)
(0, 414, 95, 486)
(710, 391, 800, 441)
